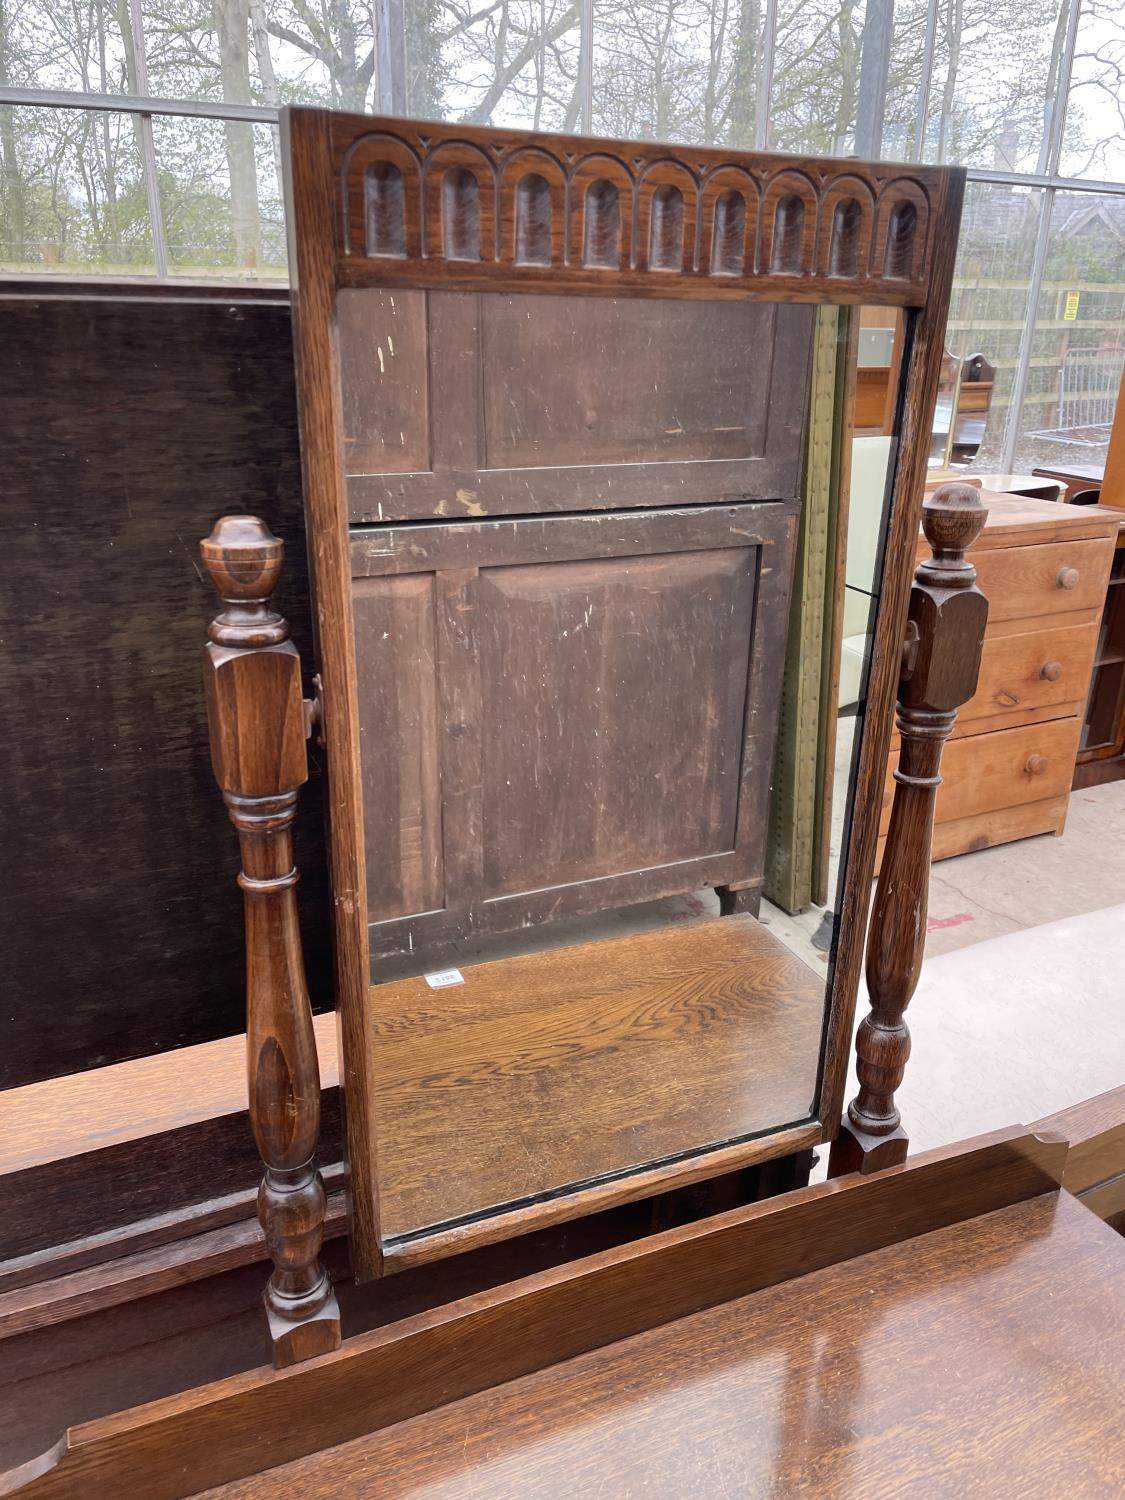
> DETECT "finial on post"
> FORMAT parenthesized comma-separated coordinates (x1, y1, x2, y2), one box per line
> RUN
(201, 515, 289, 648)
(829, 482, 988, 1177)
(200, 515, 340, 1366)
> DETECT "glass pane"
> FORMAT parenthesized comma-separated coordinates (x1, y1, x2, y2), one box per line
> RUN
(918, 0, 1071, 174)
(769, 0, 867, 155)
(405, 0, 581, 128)
(591, 0, 749, 145)
(1012, 190, 1125, 473)
(934, 181, 1045, 472)
(153, 115, 285, 277)
(1060, 2, 1125, 181)
(883, 0, 931, 162)
(329, 279, 905, 1241)
(3, 1, 133, 94)
(141, 1, 374, 109)
(0, 106, 154, 273)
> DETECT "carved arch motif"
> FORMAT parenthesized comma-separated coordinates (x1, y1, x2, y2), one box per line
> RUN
(760, 171, 819, 276)
(569, 154, 636, 269)
(817, 177, 876, 279)
(700, 167, 759, 277)
(341, 134, 423, 259)
(499, 149, 568, 266)
(423, 141, 498, 262)
(873, 179, 930, 281)
(635, 161, 699, 272)
(332, 119, 940, 301)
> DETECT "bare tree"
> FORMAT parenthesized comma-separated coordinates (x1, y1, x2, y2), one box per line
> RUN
(213, 0, 261, 268)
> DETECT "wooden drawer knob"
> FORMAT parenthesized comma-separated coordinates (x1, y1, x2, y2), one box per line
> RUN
(1025, 753, 1049, 776)
(1039, 660, 1064, 682)
(1056, 566, 1080, 590)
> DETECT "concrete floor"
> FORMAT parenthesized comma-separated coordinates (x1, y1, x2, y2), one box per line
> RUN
(921, 780, 1125, 957)
(848, 779, 1125, 1154)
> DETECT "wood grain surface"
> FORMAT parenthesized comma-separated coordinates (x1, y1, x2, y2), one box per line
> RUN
(338, 290, 814, 523)
(322, 110, 946, 307)
(351, 504, 798, 963)
(203, 1191, 1125, 1499)
(878, 715, 1084, 834)
(370, 916, 825, 1239)
(0, 1128, 1068, 1500)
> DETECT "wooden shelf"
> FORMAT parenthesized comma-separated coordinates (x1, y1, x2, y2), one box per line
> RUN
(370, 917, 826, 1242)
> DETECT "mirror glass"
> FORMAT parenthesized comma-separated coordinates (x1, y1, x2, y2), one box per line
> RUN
(340, 288, 900, 1244)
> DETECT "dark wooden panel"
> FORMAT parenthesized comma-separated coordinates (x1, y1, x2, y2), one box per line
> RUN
(352, 575, 443, 921)
(342, 290, 815, 521)
(336, 287, 429, 475)
(0, 294, 332, 1088)
(352, 505, 796, 960)
(479, 295, 773, 467)
(478, 550, 754, 894)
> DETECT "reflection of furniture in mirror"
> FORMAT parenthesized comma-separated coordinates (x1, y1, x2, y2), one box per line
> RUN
(354, 499, 801, 962)
(973, 473, 1062, 502)
(877, 493, 1118, 866)
(1032, 462, 1106, 502)
(1068, 375, 1125, 788)
(852, 306, 902, 434)
(952, 352, 995, 461)
(765, 306, 857, 915)
(929, 348, 996, 467)
(197, 107, 970, 1362)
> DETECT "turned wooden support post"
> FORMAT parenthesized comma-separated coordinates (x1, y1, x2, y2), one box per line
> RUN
(829, 483, 988, 1177)
(201, 515, 341, 1366)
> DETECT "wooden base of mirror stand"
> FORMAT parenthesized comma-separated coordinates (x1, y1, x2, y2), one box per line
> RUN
(830, 484, 988, 1178)
(201, 516, 340, 1367)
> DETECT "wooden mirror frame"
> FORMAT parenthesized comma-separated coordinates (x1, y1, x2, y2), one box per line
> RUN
(280, 105, 965, 1282)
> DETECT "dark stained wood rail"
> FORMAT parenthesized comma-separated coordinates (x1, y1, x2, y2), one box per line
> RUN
(830, 483, 988, 1176)
(322, 110, 942, 305)
(200, 517, 341, 1366)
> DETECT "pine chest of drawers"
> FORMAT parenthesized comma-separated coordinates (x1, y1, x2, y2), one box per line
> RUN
(878, 492, 1118, 863)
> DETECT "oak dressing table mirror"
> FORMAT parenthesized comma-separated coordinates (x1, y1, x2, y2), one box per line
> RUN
(201, 106, 972, 1365)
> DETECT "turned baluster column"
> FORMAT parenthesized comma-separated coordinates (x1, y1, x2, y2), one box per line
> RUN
(201, 515, 341, 1365)
(829, 482, 988, 1177)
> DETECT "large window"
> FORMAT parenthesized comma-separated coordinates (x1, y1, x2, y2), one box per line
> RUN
(1, 1, 1122, 469)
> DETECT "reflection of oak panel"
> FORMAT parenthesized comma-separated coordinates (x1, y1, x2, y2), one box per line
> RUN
(478, 550, 755, 896)
(479, 295, 775, 468)
(338, 289, 816, 521)
(353, 574, 443, 921)
(370, 915, 824, 1238)
(337, 287, 429, 477)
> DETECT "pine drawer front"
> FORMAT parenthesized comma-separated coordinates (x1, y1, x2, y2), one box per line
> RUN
(880, 716, 1082, 837)
(971, 538, 1113, 624)
(956, 620, 1100, 734)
